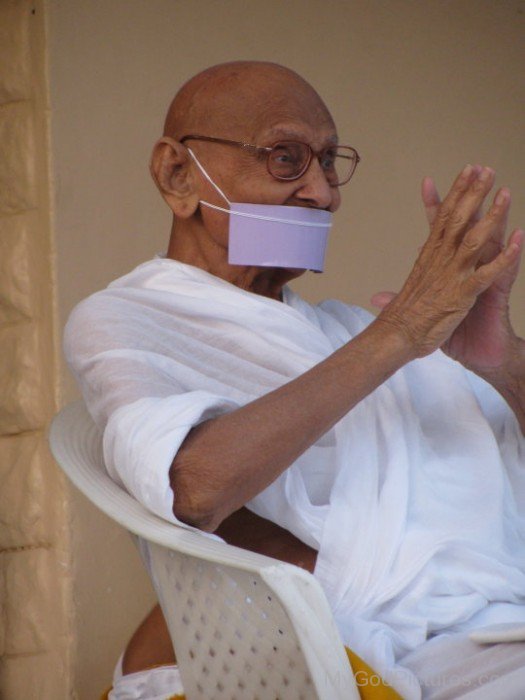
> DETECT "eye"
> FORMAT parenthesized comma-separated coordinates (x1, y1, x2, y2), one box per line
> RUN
(271, 144, 301, 164)
(269, 143, 307, 178)
(274, 152, 292, 163)
(320, 148, 337, 171)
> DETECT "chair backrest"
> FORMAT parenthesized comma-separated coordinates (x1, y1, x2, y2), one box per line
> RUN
(49, 401, 357, 700)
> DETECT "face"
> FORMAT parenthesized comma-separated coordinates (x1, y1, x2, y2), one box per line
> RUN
(188, 105, 342, 253)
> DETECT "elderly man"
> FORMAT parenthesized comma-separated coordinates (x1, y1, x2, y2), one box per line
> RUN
(65, 62, 525, 699)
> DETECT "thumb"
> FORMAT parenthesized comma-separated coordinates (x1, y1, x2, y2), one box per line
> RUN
(371, 291, 397, 309)
(421, 176, 441, 227)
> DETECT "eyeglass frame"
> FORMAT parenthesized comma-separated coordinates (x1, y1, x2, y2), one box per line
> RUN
(180, 134, 361, 186)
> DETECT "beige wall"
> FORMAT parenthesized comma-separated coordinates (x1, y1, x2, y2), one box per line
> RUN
(0, 0, 72, 697)
(45, 0, 525, 697)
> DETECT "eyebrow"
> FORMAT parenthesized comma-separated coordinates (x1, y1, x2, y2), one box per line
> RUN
(262, 126, 339, 145)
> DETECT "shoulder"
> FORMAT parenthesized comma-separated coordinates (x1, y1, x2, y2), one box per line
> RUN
(283, 286, 375, 336)
(63, 259, 169, 362)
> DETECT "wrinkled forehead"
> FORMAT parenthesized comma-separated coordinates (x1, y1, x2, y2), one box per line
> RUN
(249, 96, 338, 148)
(168, 66, 337, 146)
(254, 118, 338, 152)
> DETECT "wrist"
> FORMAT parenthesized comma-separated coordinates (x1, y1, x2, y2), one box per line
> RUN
(478, 336, 525, 390)
(370, 314, 425, 364)
(355, 317, 421, 376)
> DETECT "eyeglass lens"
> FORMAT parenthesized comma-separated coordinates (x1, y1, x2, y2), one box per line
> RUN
(268, 142, 358, 185)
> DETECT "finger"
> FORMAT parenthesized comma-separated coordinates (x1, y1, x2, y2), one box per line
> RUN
(371, 291, 397, 309)
(494, 228, 524, 295)
(441, 166, 497, 248)
(417, 165, 479, 264)
(492, 229, 525, 299)
(465, 228, 523, 296)
(421, 177, 441, 227)
(457, 185, 512, 267)
(491, 187, 511, 244)
(429, 164, 478, 239)
(425, 166, 483, 230)
(477, 187, 511, 265)
(467, 165, 483, 225)
(507, 227, 524, 266)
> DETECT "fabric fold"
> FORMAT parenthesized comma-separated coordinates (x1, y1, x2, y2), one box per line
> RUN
(65, 257, 525, 699)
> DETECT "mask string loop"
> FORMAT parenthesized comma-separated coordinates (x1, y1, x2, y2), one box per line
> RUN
(187, 147, 330, 228)
(187, 147, 231, 210)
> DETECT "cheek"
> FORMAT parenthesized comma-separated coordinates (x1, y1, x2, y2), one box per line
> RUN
(200, 206, 230, 248)
(239, 180, 299, 206)
(227, 166, 294, 205)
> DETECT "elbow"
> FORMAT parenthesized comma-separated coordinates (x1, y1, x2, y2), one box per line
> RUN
(173, 497, 221, 533)
(170, 457, 227, 533)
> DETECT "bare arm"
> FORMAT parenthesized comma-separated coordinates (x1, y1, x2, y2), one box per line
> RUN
(172, 320, 414, 530)
(171, 166, 523, 531)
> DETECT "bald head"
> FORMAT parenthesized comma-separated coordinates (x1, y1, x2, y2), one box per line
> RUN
(153, 61, 342, 289)
(163, 61, 335, 143)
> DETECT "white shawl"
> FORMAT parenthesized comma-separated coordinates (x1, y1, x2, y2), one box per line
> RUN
(64, 257, 525, 698)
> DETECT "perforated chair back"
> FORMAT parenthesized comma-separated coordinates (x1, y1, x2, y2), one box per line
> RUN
(49, 401, 357, 700)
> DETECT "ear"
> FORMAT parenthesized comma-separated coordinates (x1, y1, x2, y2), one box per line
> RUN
(149, 137, 199, 218)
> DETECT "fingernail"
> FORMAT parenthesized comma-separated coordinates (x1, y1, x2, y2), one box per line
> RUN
(462, 164, 473, 177)
(479, 167, 494, 182)
(495, 188, 508, 206)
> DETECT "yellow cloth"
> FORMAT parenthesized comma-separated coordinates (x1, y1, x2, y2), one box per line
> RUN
(346, 647, 403, 699)
(101, 646, 402, 700)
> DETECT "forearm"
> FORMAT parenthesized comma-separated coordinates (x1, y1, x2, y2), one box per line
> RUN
(476, 337, 525, 435)
(215, 507, 317, 571)
(171, 318, 415, 531)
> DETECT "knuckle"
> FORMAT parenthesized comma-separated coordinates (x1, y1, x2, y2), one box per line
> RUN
(448, 210, 466, 228)
(471, 269, 490, 291)
(460, 232, 481, 253)
(485, 206, 502, 224)
(434, 202, 453, 223)
(472, 256, 508, 290)
(433, 210, 453, 234)
(441, 201, 456, 216)
(471, 178, 487, 194)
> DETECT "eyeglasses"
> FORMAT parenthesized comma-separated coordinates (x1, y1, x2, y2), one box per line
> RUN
(180, 134, 360, 186)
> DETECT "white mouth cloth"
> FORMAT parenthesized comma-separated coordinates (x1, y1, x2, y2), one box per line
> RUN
(64, 257, 525, 699)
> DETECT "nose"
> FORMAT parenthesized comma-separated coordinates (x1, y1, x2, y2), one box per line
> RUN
(293, 157, 340, 211)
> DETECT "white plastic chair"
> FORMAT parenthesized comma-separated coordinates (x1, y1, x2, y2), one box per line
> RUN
(49, 401, 358, 700)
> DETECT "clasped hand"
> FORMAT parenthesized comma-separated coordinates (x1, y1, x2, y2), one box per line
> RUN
(374, 165, 524, 379)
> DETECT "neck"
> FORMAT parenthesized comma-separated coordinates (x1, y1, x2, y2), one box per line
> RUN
(166, 217, 303, 300)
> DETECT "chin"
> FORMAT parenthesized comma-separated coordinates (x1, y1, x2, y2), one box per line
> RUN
(282, 267, 309, 279)
(267, 267, 308, 292)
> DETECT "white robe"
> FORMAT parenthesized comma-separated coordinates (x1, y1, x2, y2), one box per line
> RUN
(64, 257, 525, 698)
